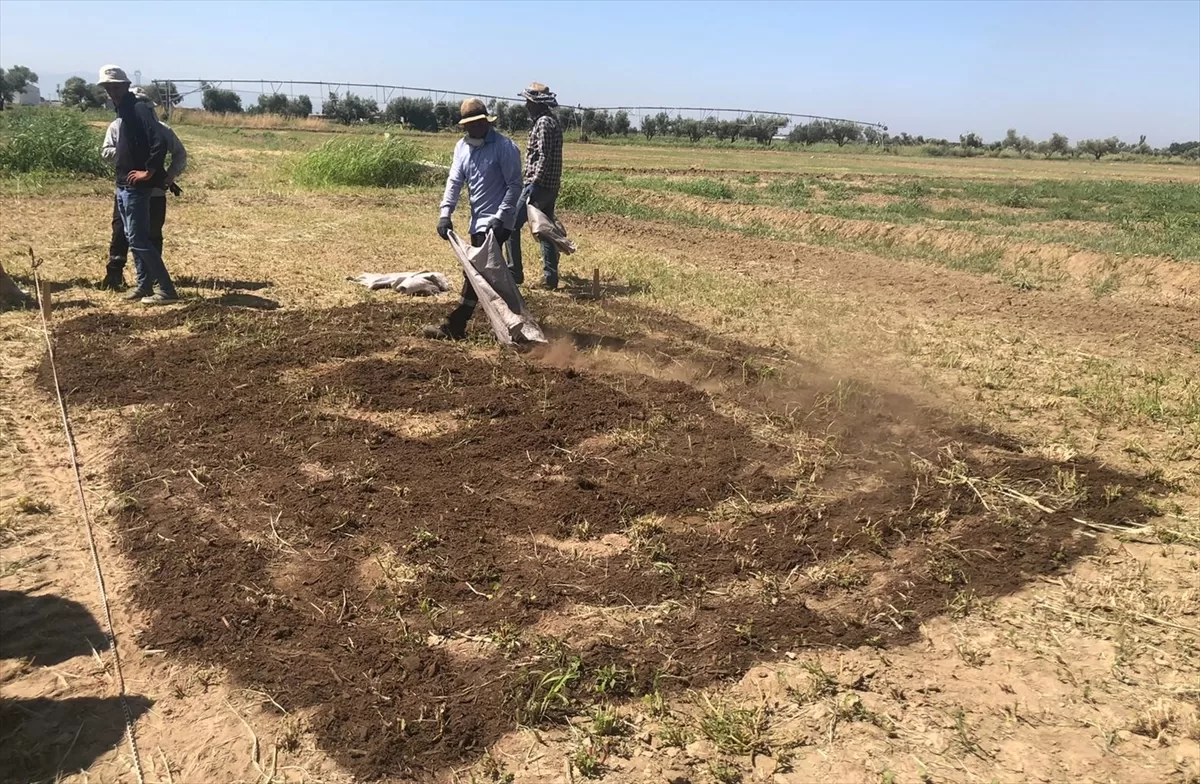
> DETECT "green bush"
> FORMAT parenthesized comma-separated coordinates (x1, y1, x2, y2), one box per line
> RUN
(292, 135, 428, 188)
(0, 108, 108, 176)
(202, 88, 242, 114)
(322, 92, 378, 125)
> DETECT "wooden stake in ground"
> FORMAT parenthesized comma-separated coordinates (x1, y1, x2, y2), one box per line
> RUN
(38, 279, 53, 322)
(592, 267, 601, 299)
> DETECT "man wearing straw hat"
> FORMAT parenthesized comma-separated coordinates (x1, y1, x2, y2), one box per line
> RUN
(97, 64, 179, 305)
(100, 86, 188, 292)
(506, 82, 564, 289)
(424, 97, 522, 340)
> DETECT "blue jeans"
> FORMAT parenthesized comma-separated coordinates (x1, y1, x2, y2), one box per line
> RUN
(506, 183, 560, 285)
(117, 186, 176, 296)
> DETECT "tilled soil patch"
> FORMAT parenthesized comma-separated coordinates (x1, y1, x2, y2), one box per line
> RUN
(45, 299, 1163, 780)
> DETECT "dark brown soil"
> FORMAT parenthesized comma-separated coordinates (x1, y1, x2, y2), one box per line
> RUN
(45, 298, 1164, 781)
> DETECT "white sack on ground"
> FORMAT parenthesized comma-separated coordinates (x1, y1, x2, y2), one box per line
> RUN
(348, 271, 452, 296)
(448, 231, 547, 346)
(527, 204, 577, 255)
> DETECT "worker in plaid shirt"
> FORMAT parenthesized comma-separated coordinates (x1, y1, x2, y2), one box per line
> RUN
(507, 82, 564, 289)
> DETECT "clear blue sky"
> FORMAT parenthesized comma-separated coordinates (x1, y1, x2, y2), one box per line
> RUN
(1, 0, 1198, 144)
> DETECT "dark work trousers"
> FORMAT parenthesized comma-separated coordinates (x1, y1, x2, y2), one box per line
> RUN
(108, 192, 166, 278)
(506, 184, 560, 286)
(445, 232, 489, 330)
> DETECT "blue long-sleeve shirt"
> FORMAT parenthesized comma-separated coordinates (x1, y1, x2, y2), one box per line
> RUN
(439, 128, 522, 233)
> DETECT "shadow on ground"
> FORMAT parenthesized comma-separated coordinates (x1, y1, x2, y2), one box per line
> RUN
(43, 298, 1166, 780)
(0, 591, 109, 666)
(209, 292, 280, 310)
(0, 696, 152, 784)
(0, 593, 149, 784)
(558, 271, 650, 300)
(9, 276, 101, 294)
(173, 276, 274, 292)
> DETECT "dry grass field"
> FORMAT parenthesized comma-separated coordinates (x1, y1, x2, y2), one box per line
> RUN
(2, 123, 1198, 784)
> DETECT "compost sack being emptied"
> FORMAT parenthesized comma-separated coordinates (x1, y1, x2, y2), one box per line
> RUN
(527, 204, 577, 255)
(448, 231, 546, 346)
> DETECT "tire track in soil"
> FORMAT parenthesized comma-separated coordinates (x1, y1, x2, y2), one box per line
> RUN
(42, 299, 1166, 780)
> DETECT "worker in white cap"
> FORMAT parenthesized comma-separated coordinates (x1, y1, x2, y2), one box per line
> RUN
(97, 64, 179, 305)
(100, 86, 188, 291)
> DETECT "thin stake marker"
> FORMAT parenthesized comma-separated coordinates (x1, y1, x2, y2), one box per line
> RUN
(29, 247, 147, 784)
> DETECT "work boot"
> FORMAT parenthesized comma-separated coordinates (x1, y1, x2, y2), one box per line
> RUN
(542, 277, 559, 291)
(421, 323, 466, 341)
(141, 291, 180, 306)
(123, 287, 153, 302)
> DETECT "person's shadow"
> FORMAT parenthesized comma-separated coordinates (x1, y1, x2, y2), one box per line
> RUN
(0, 592, 152, 784)
(0, 591, 108, 665)
(0, 696, 153, 784)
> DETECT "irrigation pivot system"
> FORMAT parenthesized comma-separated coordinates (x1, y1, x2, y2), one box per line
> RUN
(152, 78, 888, 131)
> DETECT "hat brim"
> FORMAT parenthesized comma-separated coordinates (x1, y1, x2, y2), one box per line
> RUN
(459, 113, 497, 125)
(98, 77, 130, 85)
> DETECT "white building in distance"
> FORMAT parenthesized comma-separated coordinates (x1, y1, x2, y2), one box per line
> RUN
(16, 84, 42, 106)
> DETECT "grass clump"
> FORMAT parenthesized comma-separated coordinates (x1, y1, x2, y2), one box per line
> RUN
(292, 135, 427, 188)
(681, 177, 733, 200)
(765, 177, 812, 207)
(570, 741, 605, 779)
(698, 697, 772, 755)
(558, 176, 640, 214)
(0, 108, 108, 176)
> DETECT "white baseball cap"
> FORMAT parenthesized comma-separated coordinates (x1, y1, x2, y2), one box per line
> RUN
(97, 64, 131, 85)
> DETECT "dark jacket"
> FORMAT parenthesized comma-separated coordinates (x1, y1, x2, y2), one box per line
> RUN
(114, 92, 167, 189)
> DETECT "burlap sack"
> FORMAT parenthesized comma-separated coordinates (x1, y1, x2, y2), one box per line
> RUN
(527, 204, 577, 255)
(448, 232, 546, 346)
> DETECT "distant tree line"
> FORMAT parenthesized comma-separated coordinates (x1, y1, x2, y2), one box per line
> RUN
(637, 112, 789, 144)
(896, 127, 1199, 160)
(245, 92, 313, 118)
(171, 86, 1200, 161)
(315, 92, 793, 144)
(6, 63, 1195, 162)
(787, 120, 882, 147)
